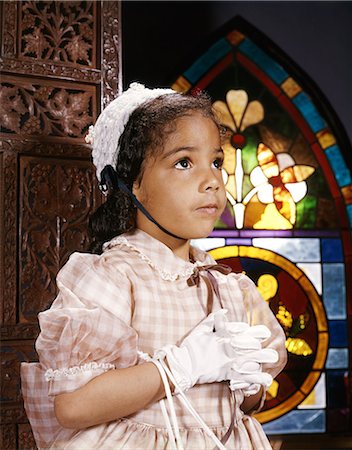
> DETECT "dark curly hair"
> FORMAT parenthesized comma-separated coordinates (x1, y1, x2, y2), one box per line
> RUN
(88, 91, 220, 254)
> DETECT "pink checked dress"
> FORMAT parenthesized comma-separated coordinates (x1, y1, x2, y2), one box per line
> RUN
(21, 229, 287, 449)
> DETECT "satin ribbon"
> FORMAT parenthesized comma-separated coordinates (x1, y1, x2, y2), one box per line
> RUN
(187, 264, 232, 314)
(187, 263, 238, 448)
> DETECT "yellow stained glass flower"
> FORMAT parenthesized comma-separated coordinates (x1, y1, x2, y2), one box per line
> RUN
(213, 89, 264, 149)
(276, 304, 293, 329)
(213, 90, 265, 229)
(250, 143, 315, 225)
(286, 337, 313, 357)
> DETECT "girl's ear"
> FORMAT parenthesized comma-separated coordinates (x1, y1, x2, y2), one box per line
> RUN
(132, 179, 141, 197)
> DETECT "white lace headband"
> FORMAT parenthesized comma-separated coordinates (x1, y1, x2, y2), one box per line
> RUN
(85, 82, 176, 181)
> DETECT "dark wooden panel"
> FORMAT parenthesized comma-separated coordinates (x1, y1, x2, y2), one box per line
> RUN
(1, 324, 39, 341)
(19, 156, 100, 322)
(0, 75, 97, 141)
(1, 148, 18, 326)
(19, 1, 97, 67)
(1, 424, 17, 450)
(1, 340, 37, 417)
(18, 423, 36, 450)
(1, 1, 17, 57)
(0, 2, 121, 448)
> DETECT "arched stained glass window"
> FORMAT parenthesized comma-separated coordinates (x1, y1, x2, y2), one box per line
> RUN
(172, 17, 351, 434)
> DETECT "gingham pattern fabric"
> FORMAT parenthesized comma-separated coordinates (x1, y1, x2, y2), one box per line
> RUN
(21, 229, 287, 450)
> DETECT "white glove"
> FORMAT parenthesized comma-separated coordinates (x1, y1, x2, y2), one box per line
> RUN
(221, 321, 279, 396)
(229, 348, 278, 395)
(155, 309, 278, 395)
(155, 309, 240, 392)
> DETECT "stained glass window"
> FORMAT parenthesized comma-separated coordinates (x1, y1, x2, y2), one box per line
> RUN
(175, 17, 351, 434)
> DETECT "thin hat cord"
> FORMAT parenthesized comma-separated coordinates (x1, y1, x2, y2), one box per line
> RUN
(158, 358, 227, 450)
(138, 351, 183, 450)
(100, 165, 185, 241)
(154, 359, 184, 450)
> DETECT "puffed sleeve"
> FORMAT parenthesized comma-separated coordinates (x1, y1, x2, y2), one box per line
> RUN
(21, 252, 139, 448)
(235, 273, 287, 379)
(35, 252, 138, 397)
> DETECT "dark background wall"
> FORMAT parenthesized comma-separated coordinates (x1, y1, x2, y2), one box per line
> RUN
(121, 1, 352, 145)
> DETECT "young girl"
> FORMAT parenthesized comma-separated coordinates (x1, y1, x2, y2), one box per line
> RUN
(21, 82, 287, 450)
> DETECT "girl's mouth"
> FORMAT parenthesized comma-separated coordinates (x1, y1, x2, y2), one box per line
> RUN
(196, 204, 219, 216)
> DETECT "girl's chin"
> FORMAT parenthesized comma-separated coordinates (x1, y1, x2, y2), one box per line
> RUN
(159, 219, 218, 241)
(187, 227, 216, 240)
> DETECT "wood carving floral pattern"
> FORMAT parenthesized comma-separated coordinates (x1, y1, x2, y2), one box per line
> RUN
(1, 1, 118, 447)
(1, 425, 17, 450)
(101, 1, 121, 105)
(20, 157, 100, 322)
(21, 1, 95, 66)
(2, 1, 17, 56)
(18, 424, 37, 450)
(0, 80, 94, 138)
(1, 342, 37, 403)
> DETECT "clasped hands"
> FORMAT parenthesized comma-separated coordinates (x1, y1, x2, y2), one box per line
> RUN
(155, 309, 278, 397)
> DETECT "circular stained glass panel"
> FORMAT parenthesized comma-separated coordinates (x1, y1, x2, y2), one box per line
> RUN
(209, 245, 328, 423)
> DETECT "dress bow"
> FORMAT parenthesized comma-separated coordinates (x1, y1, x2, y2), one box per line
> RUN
(187, 263, 232, 314)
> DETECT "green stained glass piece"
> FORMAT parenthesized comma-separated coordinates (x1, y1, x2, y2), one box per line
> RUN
(242, 174, 253, 198)
(296, 196, 317, 228)
(242, 139, 258, 174)
(214, 217, 227, 228)
(308, 168, 331, 198)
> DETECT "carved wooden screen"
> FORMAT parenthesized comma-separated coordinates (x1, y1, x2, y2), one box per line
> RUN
(0, 2, 121, 448)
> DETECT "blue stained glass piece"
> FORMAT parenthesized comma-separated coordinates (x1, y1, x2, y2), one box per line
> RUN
(292, 92, 326, 133)
(321, 239, 343, 262)
(226, 238, 251, 246)
(183, 39, 232, 84)
(238, 39, 288, 84)
(322, 264, 346, 319)
(252, 238, 320, 262)
(325, 145, 352, 187)
(328, 321, 348, 347)
(326, 370, 348, 408)
(326, 348, 348, 369)
(263, 410, 325, 434)
(347, 204, 352, 227)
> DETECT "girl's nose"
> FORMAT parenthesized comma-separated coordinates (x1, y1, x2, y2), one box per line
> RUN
(200, 169, 221, 192)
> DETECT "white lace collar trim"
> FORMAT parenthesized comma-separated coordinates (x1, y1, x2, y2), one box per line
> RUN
(103, 231, 214, 281)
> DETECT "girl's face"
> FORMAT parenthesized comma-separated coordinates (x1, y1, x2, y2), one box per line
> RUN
(133, 111, 227, 242)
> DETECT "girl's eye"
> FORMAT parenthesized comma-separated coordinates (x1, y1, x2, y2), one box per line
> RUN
(175, 159, 191, 170)
(212, 158, 224, 170)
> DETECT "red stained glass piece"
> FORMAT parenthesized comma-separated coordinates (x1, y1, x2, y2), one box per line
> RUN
(231, 133, 246, 149)
(268, 174, 283, 187)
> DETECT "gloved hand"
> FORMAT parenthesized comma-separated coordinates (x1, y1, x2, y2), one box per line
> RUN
(155, 309, 243, 392)
(222, 320, 279, 396)
(229, 349, 278, 396)
(155, 309, 279, 395)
